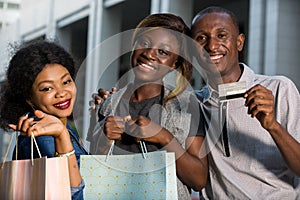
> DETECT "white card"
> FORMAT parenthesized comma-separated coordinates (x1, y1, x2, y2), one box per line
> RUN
(218, 81, 246, 101)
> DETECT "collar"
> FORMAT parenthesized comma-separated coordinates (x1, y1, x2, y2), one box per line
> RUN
(196, 63, 255, 102)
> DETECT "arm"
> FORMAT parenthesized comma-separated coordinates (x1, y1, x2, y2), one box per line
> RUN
(87, 87, 117, 150)
(163, 133, 208, 191)
(127, 116, 208, 191)
(9, 110, 82, 187)
(245, 84, 300, 176)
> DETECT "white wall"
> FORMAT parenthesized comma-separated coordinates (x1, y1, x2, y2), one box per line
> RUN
(0, 19, 20, 80)
(20, 0, 49, 39)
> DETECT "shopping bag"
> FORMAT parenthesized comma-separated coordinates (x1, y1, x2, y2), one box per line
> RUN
(80, 150, 178, 199)
(0, 133, 71, 199)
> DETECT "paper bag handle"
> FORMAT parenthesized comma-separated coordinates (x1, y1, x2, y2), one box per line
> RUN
(31, 133, 42, 165)
(14, 131, 42, 165)
(1, 131, 15, 169)
(105, 140, 148, 161)
(1, 132, 42, 168)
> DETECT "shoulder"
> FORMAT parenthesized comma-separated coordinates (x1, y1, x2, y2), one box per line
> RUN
(165, 86, 196, 109)
(242, 63, 299, 94)
(255, 74, 298, 94)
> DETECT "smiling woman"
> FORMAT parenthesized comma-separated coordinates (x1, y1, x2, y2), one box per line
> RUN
(0, 41, 88, 199)
(90, 13, 208, 199)
(29, 64, 76, 118)
(131, 28, 180, 84)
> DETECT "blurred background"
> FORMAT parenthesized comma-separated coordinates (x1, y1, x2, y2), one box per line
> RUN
(0, 0, 299, 165)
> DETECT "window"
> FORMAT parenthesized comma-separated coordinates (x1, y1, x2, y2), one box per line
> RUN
(7, 3, 19, 10)
(0, 2, 3, 8)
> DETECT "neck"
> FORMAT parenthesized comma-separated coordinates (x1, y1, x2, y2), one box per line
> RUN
(60, 117, 68, 126)
(208, 64, 242, 90)
(131, 83, 162, 102)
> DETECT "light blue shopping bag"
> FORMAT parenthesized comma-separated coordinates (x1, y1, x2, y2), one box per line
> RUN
(80, 150, 177, 199)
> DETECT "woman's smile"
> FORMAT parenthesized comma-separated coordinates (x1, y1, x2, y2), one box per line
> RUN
(53, 99, 71, 110)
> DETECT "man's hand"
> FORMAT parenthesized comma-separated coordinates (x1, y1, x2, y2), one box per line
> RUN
(244, 84, 277, 130)
(89, 87, 117, 110)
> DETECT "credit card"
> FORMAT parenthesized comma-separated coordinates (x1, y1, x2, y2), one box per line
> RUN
(218, 81, 246, 101)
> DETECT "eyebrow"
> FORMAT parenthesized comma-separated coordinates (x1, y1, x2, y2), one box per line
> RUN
(139, 35, 179, 52)
(37, 72, 71, 87)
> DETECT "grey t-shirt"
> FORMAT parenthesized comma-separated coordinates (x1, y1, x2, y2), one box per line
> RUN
(99, 87, 204, 155)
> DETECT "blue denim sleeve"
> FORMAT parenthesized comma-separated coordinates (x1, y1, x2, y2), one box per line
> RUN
(13, 135, 55, 159)
(71, 179, 85, 200)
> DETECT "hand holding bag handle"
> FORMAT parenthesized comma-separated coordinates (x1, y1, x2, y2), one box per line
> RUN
(0, 131, 72, 199)
(1, 131, 41, 168)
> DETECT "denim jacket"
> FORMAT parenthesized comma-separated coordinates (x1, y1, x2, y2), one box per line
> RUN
(13, 124, 88, 200)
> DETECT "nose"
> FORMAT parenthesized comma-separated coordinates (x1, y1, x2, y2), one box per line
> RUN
(205, 37, 220, 52)
(55, 87, 67, 98)
(143, 48, 157, 61)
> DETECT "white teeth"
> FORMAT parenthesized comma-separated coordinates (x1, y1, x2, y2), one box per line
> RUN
(141, 63, 154, 70)
(57, 101, 68, 107)
(210, 55, 223, 60)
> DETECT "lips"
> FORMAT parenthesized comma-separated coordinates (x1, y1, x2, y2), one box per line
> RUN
(136, 61, 156, 72)
(210, 54, 224, 64)
(53, 99, 71, 110)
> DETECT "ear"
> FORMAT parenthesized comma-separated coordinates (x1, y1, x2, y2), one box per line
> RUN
(237, 33, 245, 52)
(172, 59, 180, 70)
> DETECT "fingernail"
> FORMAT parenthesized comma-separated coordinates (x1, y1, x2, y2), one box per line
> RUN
(23, 112, 30, 117)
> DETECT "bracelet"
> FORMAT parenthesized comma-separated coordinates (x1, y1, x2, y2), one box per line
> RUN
(55, 149, 75, 157)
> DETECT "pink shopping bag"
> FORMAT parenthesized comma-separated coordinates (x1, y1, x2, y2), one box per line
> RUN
(0, 133, 71, 199)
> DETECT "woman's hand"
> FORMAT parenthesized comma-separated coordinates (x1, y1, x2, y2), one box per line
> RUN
(104, 116, 127, 141)
(127, 115, 169, 145)
(8, 110, 67, 138)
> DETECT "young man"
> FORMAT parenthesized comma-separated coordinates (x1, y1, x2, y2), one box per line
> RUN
(91, 6, 300, 199)
(192, 6, 300, 199)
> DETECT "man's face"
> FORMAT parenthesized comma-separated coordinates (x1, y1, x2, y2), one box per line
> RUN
(191, 12, 245, 80)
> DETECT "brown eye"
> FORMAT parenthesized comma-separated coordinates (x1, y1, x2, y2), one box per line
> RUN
(137, 39, 151, 48)
(63, 79, 72, 85)
(195, 35, 207, 44)
(158, 49, 168, 56)
(40, 87, 52, 92)
(218, 33, 227, 39)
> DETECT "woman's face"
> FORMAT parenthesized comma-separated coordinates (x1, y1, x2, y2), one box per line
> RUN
(28, 64, 76, 119)
(131, 28, 180, 83)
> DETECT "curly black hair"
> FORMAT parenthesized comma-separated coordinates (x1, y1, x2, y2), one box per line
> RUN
(0, 40, 77, 130)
